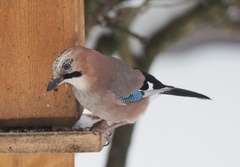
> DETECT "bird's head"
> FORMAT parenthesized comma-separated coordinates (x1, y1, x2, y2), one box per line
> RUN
(47, 47, 83, 91)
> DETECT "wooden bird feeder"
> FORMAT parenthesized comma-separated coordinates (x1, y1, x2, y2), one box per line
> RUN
(0, 0, 105, 166)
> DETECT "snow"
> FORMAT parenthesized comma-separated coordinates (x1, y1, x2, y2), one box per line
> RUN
(72, 114, 102, 130)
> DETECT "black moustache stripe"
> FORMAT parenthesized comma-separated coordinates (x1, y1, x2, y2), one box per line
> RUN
(63, 71, 82, 79)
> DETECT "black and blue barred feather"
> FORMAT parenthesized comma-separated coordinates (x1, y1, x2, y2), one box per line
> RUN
(117, 91, 144, 103)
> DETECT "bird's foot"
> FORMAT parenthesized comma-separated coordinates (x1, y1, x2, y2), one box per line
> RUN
(90, 120, 129, 146)
(90, 120, 113, 146)
(90, 120, 111, 133)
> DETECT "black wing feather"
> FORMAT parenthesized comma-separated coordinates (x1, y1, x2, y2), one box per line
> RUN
(140, 71, 166, 90)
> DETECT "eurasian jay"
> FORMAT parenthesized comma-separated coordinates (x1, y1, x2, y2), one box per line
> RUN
(47, 46, 210, 132)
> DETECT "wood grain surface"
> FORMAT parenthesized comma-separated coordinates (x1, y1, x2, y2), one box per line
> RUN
(0, 153, 74, 167)
(0, 0, 85, 127)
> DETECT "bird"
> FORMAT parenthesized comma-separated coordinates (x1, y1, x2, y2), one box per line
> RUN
(47, 46, 210, 133)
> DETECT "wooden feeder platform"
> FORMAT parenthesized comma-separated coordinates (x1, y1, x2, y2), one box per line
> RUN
(0, 115, 107, 153)
(0, 131, 106, 153)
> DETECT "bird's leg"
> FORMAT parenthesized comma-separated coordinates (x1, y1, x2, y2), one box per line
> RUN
(91, 119, 109, 133)
(90, 120, 113, 145)
(91, 120, 127, 133)
(103, 121, 128, 132)
(90, 120, 128, 146)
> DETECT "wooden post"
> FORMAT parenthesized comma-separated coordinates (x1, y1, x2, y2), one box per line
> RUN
(0, 0, 84, 127)
(0, 154, 74, 167)
(0, 0, 99, 166)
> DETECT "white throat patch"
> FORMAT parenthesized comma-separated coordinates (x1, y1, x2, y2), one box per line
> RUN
(62, 76, 89, 90)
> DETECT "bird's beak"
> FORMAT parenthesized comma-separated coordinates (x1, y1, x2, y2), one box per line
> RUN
(46, 77, 64, 91)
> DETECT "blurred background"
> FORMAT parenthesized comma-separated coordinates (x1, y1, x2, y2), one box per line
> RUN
(76, 0, 240, 166)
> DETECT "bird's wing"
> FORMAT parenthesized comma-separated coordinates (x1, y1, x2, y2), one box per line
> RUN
(107, 57, 145, 97)
(108, 57, 168, 98)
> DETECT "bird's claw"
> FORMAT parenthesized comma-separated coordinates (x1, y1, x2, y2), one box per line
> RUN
(90, 120, 113, 146)
(90, 120, 109, 133)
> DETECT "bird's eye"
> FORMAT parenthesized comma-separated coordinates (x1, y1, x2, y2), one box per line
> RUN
(62, 62, 71, 71)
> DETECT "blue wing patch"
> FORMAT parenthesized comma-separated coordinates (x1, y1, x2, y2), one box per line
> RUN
(117, 91, 144, 103)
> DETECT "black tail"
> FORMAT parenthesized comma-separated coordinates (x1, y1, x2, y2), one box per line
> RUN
(139, 71, 210, 100)
(163, 87, 211, 100)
